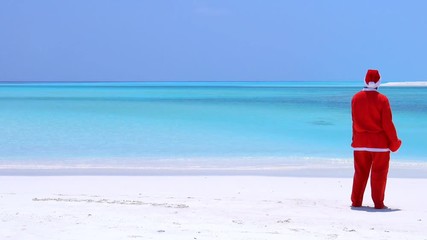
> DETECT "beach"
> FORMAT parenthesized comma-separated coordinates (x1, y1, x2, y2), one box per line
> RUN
(3, 0, 427, 237)
(1, 175, 427, 240)
(1, 82, 426, 239)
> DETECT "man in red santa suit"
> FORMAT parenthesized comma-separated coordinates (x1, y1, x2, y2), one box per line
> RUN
(351, 69, 402, 209)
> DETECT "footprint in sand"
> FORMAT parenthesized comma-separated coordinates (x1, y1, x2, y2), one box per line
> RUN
(277, 219, 292, 224)
(232, 220, 244, 225)
(327, 233, 338, 239)
(343, 227, 356, 232)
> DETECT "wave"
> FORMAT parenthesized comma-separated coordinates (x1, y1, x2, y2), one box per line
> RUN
(382, 81, 427, 87)
(0, 159, 352, 177)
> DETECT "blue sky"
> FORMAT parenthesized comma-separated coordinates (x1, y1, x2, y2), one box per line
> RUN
(1, 0, 426, 82)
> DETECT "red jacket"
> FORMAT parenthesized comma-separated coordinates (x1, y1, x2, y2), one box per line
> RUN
(351, 89, 402, 152)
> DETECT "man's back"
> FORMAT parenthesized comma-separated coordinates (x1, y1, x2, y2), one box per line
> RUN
(352, 90, 389, 133)
(351, 89, 401, 152)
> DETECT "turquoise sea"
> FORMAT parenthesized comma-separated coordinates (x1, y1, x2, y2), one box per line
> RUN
(0, 81, 426, 172)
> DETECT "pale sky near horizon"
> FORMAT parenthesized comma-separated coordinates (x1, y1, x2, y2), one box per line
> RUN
(1, 1, 427, 82)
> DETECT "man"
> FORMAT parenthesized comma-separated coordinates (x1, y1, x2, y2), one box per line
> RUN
(351, 69, 402, 209)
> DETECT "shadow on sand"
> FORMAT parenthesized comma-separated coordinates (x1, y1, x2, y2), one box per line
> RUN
(351, 206, 401, 213)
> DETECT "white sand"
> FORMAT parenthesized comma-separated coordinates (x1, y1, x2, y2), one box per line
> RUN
(1, 176, 426, 239)
(382, 81, 427, 87)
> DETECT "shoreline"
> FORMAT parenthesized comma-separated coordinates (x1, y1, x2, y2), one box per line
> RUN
(1, 160, 427, 178)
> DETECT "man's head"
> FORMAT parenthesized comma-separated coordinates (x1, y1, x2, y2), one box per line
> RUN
(365, 69, 381, 88)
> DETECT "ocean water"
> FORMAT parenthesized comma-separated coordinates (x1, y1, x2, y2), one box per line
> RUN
(0, 81, 426, 170)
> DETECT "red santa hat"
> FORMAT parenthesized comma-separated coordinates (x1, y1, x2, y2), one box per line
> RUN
(365, 69, 381, 88)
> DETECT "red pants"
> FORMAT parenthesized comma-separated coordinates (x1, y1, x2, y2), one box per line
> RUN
(351, 151, 390, 209)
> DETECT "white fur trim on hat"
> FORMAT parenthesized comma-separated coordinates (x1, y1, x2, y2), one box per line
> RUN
(366, 80, 381, 89)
